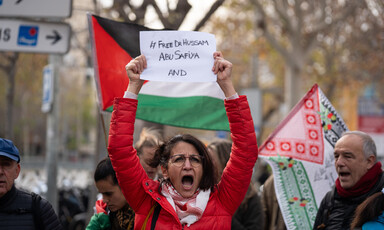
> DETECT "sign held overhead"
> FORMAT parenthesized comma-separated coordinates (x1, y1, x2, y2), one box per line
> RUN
(0, 19, 71, 54)
(0, 0, 72, 18)
(140, 31, 217, 82)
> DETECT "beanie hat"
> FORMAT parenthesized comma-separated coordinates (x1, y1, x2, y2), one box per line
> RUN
(0, 138, 20, 163)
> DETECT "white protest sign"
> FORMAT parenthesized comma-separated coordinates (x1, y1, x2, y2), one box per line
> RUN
(140, 31, 216, 82)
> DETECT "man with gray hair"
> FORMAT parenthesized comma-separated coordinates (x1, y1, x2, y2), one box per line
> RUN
(0, 138, 62, 229)
(313, 131, 384, 230)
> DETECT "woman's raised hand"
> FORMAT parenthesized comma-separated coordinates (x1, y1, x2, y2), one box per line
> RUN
(125, 55, 146, 95)
(212, 51, 236, 98)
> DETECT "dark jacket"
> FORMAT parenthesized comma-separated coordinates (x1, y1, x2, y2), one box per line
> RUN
(0, 185, 62, 230)
(232, 190, 264, 230)
(313, 172, 384, 230)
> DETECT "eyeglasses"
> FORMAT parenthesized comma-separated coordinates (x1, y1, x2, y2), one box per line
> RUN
(169, 154, 204, 167)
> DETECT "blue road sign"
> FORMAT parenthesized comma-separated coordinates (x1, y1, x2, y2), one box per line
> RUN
(18, 25, 39, 46)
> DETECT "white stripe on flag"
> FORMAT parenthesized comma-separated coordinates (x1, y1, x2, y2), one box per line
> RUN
(140, 81, 225, 99)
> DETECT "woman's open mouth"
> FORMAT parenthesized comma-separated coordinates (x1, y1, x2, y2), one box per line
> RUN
(182, 175, 194, 190)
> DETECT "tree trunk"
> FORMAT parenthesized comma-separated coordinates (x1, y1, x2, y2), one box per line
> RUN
(5, 53, 19, 139)
(284, 63, 302, 111)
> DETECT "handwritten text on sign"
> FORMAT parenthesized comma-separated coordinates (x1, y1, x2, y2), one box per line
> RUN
(140, 31, 216, 82)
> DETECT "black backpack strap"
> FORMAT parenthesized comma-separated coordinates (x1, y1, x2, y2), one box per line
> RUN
(31, 192, 44, 230)
(150, 204, 161, 230)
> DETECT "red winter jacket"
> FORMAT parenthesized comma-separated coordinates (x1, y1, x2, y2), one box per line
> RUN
(108, 95, 258, 230)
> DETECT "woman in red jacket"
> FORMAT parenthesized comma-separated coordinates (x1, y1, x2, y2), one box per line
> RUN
(108, 51, 258, 229)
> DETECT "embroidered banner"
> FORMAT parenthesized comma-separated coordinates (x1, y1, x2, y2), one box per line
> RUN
(259, 84, 348, 229)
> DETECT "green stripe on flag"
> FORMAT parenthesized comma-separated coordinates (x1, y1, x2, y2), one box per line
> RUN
(136, 94, 230, 131)
(105, 106, 113, 112)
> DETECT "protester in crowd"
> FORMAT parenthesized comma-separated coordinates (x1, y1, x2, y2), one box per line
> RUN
(107, 51, 258, 229)
(350, 188, 384, 229)
(313, 131, 384, 230)
(0, 138, 62, 229)
(135, 127, 163, 180)
(258, 162, 270, 186)
(208, 138, 264, 230)
(261, 174, 287, 230)
(86, 157, 135, 230)
(87, 145, 161, 230)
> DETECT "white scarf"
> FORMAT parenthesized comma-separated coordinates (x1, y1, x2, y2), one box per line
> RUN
(161, 183, 210, 227)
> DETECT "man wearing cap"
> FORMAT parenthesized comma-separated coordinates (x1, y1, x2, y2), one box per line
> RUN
(0, 138, 62, 229)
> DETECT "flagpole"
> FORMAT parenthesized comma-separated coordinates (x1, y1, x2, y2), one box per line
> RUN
(86, 109, 109, 223)
(99, 113, 108, 148)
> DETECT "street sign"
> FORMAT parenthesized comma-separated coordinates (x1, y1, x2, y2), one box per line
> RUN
(0, 0, 72, 18)
(42, 64, 54, 113)
(0, 19, 71, 54)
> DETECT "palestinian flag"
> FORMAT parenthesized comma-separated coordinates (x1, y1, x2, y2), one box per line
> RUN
(259, 84, 348, 229)
(87, 14, 229, 131)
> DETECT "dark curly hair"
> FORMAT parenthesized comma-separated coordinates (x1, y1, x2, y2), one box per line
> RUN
(149, 134, 216, 191)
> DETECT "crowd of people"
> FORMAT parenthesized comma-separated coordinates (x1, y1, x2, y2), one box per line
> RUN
(1, 50, 383, 230)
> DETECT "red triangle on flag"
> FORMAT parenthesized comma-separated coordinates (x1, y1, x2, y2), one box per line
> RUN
(89, 15, 133, 111)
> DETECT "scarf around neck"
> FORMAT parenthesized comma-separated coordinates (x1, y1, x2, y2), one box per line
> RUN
(115, 204, 135, 230)
(336, 162, 382, 198)
(161, 182, 210, 227)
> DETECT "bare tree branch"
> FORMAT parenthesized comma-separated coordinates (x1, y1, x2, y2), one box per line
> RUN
(0, 53, 18, 72)
(273, 0, 295, 34)
(0, 52, 19, 139)
(0, 62, 6, 70)
(149, 0, 168, 27)
(134, 0, 151, 24)
(294, 0, 303, 42)
(112, 0, 130, 22)
(194, 0, 225, 31)
(148, 0, 191, 29)
(310, 1, 361, 35)
(172, 0, 192, 28)
(251, 0, 294, 66)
